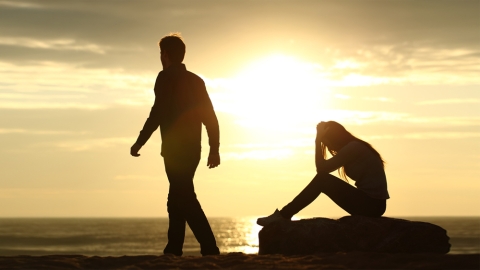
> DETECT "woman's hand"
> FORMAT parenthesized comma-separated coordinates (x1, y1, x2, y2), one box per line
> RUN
(316, 122, 329, 140)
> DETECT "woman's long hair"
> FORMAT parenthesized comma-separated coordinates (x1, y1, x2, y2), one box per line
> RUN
(320, 121, 385, 181)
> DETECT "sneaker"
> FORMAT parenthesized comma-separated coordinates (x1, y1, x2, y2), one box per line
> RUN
(256, 209, 288, 226)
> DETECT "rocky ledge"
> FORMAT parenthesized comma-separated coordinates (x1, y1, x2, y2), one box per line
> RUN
(258, 216, 451, 255)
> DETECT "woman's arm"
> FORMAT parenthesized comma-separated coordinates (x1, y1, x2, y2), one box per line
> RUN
(315, 139, 327, 173)
(315, 122, 330, 172)
(315, 138, 364, 174)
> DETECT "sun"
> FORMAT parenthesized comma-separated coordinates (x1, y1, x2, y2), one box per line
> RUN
(222, 54, 330, 136)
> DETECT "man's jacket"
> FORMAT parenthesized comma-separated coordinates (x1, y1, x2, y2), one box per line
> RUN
(135, 63, 219, 157)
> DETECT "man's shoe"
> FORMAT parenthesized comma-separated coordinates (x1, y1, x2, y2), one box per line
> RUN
(256, 209, 288, 226)
(201, 247, 220, 256)
(202, 251, 220, 256)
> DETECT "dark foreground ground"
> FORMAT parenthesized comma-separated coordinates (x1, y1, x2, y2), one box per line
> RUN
(0, 252, 478, 269)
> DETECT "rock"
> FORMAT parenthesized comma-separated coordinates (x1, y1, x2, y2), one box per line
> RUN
(258, 216, 451, 255)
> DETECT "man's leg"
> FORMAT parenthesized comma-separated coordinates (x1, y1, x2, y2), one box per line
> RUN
(163, 154, 219, 256)
(163, 184, 186, 256)
(182, 193, 219, 256)
(280, 173, 386, 219)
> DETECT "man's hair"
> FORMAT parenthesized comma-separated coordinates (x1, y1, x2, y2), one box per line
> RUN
(159, 33, 185, 63)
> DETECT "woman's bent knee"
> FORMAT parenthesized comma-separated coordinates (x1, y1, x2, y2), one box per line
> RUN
(313, 172, 330, 182)
(313, 173, 344, 188)
(312, 173, 329, 188)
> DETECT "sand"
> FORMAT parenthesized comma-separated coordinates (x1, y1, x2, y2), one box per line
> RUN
(0, 252, 478, 269)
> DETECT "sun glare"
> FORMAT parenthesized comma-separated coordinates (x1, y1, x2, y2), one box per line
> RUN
(223, 55, 330, 136)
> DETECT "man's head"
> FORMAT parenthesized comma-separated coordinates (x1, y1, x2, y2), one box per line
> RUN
(159, 33, 185, 68)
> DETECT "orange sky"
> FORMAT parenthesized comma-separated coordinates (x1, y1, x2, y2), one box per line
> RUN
(0, 0, 479, 217)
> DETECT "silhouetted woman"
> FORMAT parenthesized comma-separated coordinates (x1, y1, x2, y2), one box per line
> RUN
(257, 121, 389, 226)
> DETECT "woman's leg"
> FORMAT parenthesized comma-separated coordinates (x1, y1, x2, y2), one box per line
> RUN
(280, 173, 386, 219)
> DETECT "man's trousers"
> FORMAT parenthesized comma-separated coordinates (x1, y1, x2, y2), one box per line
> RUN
(162, 153, 219, 256)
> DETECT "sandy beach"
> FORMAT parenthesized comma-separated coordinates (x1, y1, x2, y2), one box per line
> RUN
(1, 252, 479, 269)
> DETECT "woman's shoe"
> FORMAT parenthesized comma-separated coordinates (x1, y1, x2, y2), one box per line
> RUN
(256, 209, 288, 226)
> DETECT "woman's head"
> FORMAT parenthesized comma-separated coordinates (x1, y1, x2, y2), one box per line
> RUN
(321, 121, 355, 152)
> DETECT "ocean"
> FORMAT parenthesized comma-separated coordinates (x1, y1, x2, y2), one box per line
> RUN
(0, 217, 478, 256)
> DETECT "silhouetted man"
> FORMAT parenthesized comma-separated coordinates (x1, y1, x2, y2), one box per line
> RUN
(130, 33, 220, 256)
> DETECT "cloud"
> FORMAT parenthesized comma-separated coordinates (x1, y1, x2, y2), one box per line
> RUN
(0, 1, 41, 9)
(0, 102, 105, 110)
(404, 132, 480, 139)
(320, 46, 480, 85)
(0, 37, 108, 54)
(0, 128, 82, 135)
(214, 128, 480, 160)
(365, 132, 480, 140)
(0, 0, 478, 83)
(53, 137, 134, 151)
(0, 61, 154, 109)
(363, 97, 394, 102)
(417, 99, 480, 105)
(0, 188, 158, 199)
(232, 139, 313, 149)
(205, 51, 478, 98)
(220, 129, 480, 157)
(319, 110, 408, 125)
(0, 93, 87, 100)
(404, 116, 480, 126)
(223, 149, 293, 160)
(114, 175, 157, 181)
(304, 108, 478, 128)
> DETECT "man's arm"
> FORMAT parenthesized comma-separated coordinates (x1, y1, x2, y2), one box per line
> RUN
(197, 79, 220, 168)
(130, 74, 162, 157)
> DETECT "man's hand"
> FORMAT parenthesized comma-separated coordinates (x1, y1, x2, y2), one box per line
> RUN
(130, 143, 142, 157)
(316, 122, 330, 140)
(207, 152, 220, 169)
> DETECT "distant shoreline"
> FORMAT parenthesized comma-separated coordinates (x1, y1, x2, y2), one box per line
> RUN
(0, 217, 478, 256)
(0, 253, 479, 269)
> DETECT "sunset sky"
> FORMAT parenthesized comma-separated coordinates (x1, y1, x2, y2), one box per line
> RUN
(0, 0, 479, 218)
